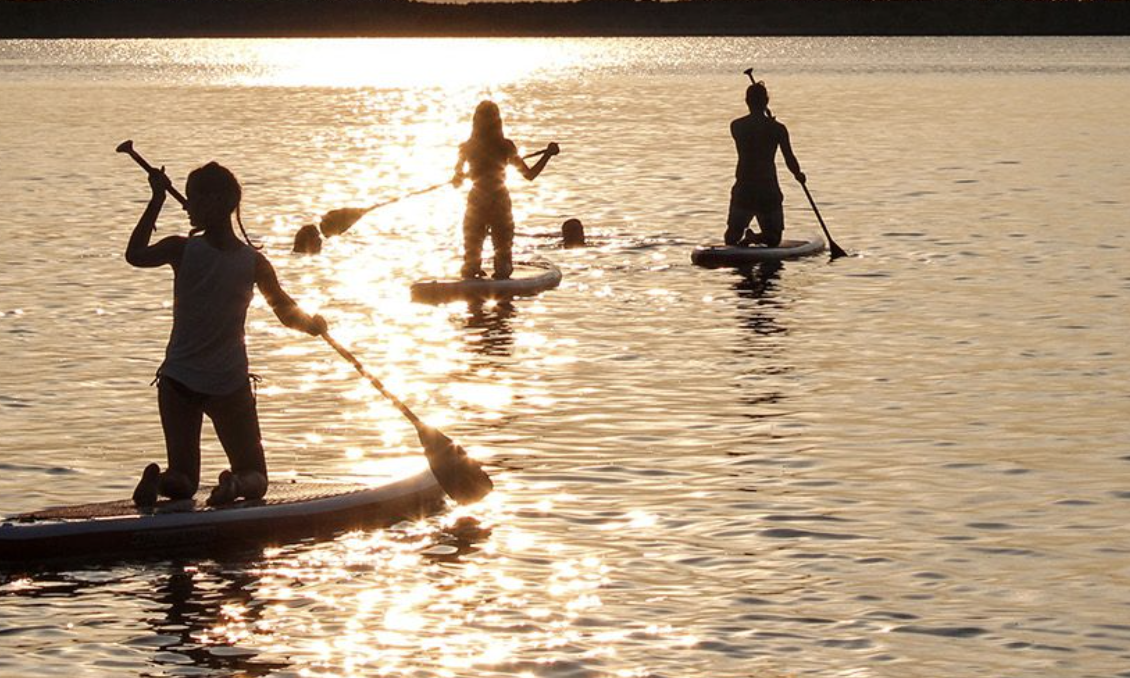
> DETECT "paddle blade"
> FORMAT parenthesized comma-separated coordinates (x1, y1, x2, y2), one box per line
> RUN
(319, 208, 366, 237)
(828, 239, 848, 259)
(415, 424, 493, 505)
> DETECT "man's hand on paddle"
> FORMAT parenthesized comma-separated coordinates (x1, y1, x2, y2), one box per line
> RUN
(545, 142, 561, 157)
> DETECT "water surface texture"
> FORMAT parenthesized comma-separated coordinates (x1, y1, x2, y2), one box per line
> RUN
(1, 37, 1129, 678)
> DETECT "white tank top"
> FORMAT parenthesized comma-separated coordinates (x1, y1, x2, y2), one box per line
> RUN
(160, 237, 257, 395)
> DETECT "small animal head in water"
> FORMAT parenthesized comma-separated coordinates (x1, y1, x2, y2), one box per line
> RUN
(745, 81, 770, 114)
(292, 224, 323, 254)
(561, 218, 586, 248)
(471, 100, 504, 141)
(185, 162, 241, 231)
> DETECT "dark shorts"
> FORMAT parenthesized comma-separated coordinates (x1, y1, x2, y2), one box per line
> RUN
(726, 184, 785, 247)
(725, 204, 784, 248)
(157, 375, 266, 497)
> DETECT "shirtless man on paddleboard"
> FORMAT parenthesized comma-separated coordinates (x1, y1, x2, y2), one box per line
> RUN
(725, 75, 806, 248)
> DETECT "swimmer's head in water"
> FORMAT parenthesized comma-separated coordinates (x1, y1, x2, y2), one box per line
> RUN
(562, 218, 586, 248)
(745, 81, 770, 113)
(292, 224, 323, 254)
(185, 162, 241, 231)
(472, 100, 504, 142)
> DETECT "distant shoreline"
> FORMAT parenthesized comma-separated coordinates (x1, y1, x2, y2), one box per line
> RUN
(3, 0, 1129, 39)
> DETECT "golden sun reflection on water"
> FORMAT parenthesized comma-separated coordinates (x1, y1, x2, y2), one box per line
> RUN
(174, 41, 635, 675)
(202, 503, 619, 676)
(229, 39, 588, 89)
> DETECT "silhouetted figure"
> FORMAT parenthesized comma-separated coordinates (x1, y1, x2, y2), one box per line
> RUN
(725, 79, 806, 248)
(561, 218, 586, 248)
(292, 224, 322, 254)
(126, 162, 327, 508)
(453, 100, 559, 280)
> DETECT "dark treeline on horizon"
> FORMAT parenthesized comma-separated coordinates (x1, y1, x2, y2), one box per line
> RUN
(2, 0, 1129, 39)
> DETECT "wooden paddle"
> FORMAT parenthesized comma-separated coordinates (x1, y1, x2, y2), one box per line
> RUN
(800, 182, 848, 259)
(318, 147, 552, 238)
(321, 332, 493, 505)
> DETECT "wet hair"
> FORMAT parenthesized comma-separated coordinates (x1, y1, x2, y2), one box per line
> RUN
(471, 100, 505, 142)
(561, 218, 586, 248)
(292, 224, 322, 254)
(745, 82, 774, 119)
(185, 161, 258, 248)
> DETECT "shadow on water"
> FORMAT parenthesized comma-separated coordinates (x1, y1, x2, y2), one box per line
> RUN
(0, 549, 290, 677)
(143, 559, 289, 677)
(730, 261, 792, 418)
(732, 261, 786, 340)
(462, 299, 516, 358)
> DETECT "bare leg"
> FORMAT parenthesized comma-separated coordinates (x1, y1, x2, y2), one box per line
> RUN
(462, 195, 488, 279)
(206, 382, 268, 506)
(157, 377, 204, 500)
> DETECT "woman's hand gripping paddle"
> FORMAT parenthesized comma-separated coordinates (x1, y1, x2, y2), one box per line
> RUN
(116, 140, 188, 208)
(321, 332, 493, 505)
(318, 148, 553, 238)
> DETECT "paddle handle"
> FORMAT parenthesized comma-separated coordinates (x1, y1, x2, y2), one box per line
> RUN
(116, 141, 188, 206)
(321, 332, 424, 428)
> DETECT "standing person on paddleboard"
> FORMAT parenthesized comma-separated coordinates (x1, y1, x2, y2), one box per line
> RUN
(126, 162, 327, 508)
(725, 76, 806, 248)
(453, 100, 559, 280)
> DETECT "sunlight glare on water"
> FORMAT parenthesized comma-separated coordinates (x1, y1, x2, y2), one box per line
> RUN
(1, 36, 1129, 678)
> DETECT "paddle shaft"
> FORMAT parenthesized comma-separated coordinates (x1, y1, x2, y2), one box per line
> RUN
(800, 182, 847, 259)
(359, 148, 551, 215)
(117, 145, 188, 206)
(320, 332, 424, 429)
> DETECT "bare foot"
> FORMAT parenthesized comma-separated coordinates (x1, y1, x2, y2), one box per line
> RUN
(132, 463, 161, 507)
(206, 470, 239, 507)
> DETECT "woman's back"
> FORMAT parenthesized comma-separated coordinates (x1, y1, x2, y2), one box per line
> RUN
(461, 137, 517, 188)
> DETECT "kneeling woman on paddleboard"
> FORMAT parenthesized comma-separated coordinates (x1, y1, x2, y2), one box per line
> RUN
(126, 162, 327, 507)
(453, 100, 559, 280)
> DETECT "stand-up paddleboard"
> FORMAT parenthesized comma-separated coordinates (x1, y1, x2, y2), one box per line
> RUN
(691, 237, 825, 268)
(0, 469, 445, 564)
(411, 259, 562, 304)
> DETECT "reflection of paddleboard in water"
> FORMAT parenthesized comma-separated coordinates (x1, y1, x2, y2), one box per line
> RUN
(410, 259, 562, 304)
(0, 469, 445, 563)
(691, 236, 825, 268)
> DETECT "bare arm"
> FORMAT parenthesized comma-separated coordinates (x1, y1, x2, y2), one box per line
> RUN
(514, 142, 560, 181)
(451, 146, 468, 187)
(125, 168, 186, 268)
(779, 125, 806, 185)
(254, 252, 327, 336)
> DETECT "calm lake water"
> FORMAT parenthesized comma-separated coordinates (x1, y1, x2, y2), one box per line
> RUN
(1, 36, 1129, 678)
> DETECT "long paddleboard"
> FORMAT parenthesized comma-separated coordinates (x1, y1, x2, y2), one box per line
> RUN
(411, 259, 562, 304)
(0, 469, 445, 564)
(691, 237, 825, 268)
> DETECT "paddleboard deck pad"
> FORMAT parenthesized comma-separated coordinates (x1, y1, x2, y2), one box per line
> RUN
(411, 259, 562, 304)
(0, 469, 445, 564)
(691, 238, 825, 268)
